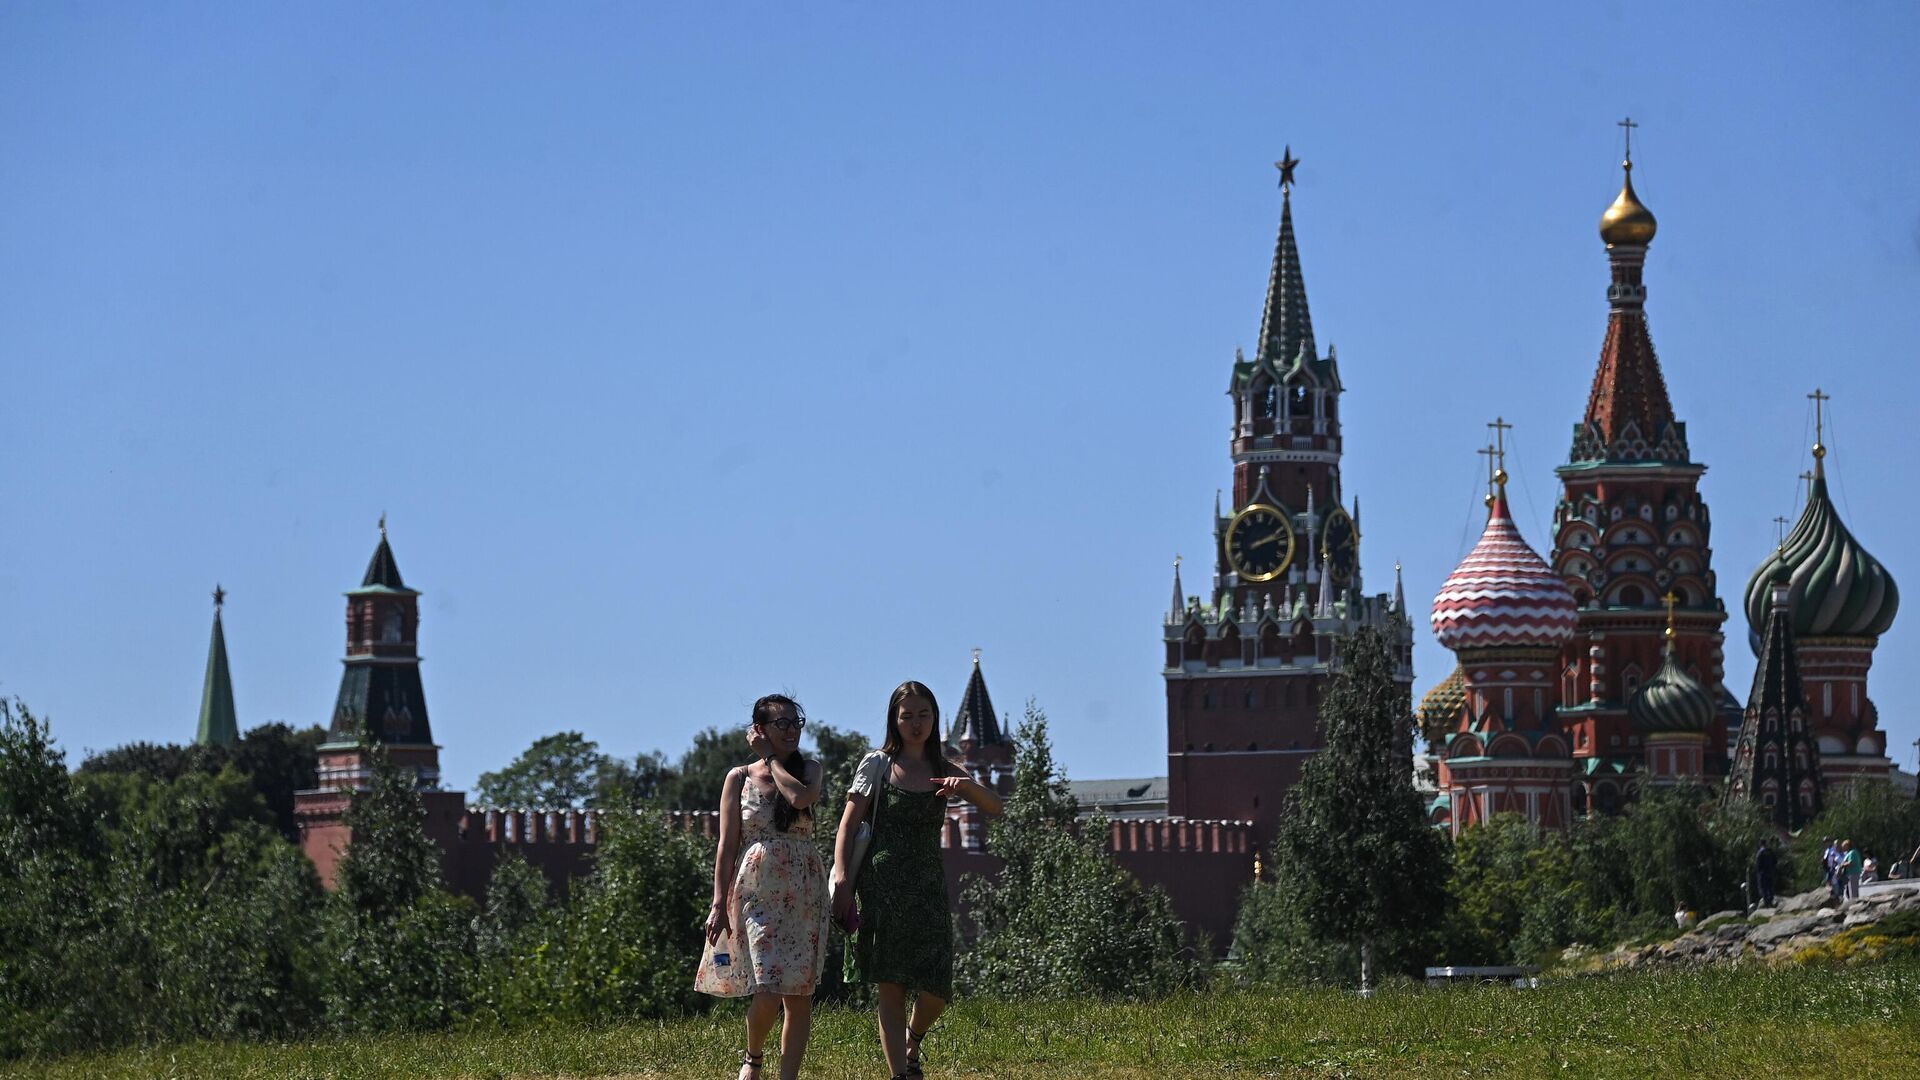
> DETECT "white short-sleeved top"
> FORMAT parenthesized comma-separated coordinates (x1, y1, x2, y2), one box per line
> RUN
(848, 750, 891, 799)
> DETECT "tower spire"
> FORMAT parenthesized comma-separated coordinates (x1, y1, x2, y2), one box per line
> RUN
(1809, 386, 1831, 478)
(1256, 147, 1315, 366)
(196, 585, 239, 747)
(1576, 128, 1681, 465)
(1170, 555, 1185, 620)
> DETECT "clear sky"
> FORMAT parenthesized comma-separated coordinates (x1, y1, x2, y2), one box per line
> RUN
(4, 4, 1916, 792)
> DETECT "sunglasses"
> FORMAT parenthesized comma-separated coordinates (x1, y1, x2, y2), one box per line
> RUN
(763, 718, 806, 732)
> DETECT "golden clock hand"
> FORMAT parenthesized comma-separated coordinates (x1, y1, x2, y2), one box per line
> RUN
(1250, 532, 1284, 549)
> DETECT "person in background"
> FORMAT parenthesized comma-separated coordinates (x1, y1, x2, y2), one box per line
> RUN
(833, 680, 1005, 1080)
(1753, 838, 1778, 908)
(1837, 839, 1863, 902)
(1822, 837, 1842, 901)
(695, 695, 828, 1080)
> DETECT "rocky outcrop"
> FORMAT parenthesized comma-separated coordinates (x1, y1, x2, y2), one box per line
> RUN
(1576, 883, 1920, 969)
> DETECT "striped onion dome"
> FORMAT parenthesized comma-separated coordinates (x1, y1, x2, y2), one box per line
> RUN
(1629, 649, 1716, 733)
(1744, 467, 1898, 653)
(1431, 494, 1578, 651)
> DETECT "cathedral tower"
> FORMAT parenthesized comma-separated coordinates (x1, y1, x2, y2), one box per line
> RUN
(1429, 441, 1580, 836)
(1548, 138, 1735, 812)
(1743, 400, 1900, 785)
(1164, 150, 1414, 843)
(1727, 566, 1826, 828)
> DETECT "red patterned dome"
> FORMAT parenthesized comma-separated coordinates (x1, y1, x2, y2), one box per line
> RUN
(1431, 495, 1578, 651)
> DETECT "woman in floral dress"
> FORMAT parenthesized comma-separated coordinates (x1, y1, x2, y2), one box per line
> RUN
(696, 694, 827, 1080)
(832, 681, 1004, 1080)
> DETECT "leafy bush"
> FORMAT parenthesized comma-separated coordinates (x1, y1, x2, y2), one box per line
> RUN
(957, 702, 1203, 999)
(1, 700, 324, 1060)
(549, 808, 713, 1019)
(1806, 782, 1920, 873)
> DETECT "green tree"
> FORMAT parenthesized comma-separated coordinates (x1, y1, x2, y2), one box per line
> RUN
(594, 748, 677, 807)
(476, 731, 611, 808)
(665, 725, 747, 810)
(1807, 782, 1920, 873)
(470, 853, 559, 1021)
(1259, 626, 1448, 991)
(1441, 813, 1600, 966)
(319, 748, 475, 1032)
(956, 702, 1202, 999)
(79, 722, 324, 841)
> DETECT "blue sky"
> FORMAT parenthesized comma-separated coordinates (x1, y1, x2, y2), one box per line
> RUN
(4, 4, 1917, 791)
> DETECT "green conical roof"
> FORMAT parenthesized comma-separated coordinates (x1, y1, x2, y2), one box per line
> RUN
(196, 596, 238, 747)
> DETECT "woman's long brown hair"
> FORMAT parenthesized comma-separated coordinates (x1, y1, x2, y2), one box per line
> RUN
(881, 680, 957, 776)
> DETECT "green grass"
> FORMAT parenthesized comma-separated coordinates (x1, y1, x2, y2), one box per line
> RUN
(11, 963, 1920, 1079)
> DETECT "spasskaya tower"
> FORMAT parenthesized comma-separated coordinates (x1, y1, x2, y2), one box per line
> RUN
(1163, 150, 1414, 844)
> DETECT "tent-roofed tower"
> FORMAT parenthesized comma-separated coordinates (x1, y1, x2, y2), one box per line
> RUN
(195, 585, 239, 747)
(296, 520, 462, 888)
(1166, 149, 1414, 845)
(1743, 394, 1899, 784)
(1549, 129, 1736, 814)
(946, 650, 1014, 850)
(1727, 566, 1825, 828)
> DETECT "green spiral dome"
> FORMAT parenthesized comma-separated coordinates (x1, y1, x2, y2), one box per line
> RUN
(1629, 650, 1717, 734)
(1745, 469, 1899, 654)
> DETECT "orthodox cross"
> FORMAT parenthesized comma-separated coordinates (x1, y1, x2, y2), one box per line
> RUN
(1618, 116, 1639, 163)
(1773, 515, 1790, 547)
(378, 512, 388, 538)
(212, 583, 226, 609)
(1808, 387, 1830, 449)
(1487, 415, 1513, 488)
(1799, 469, 1816, 501)
(1662, 591, 1681, 644)
(1276, 146, 1300, 192)
(1476, 442, 1500, 503)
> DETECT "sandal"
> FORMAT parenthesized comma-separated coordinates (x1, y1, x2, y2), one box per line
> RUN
(739, 1049, 764, 1078)
(905, 1028, 927, 1078)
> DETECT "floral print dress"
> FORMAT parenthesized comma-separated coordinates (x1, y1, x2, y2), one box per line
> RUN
(694, 774, 828, 998)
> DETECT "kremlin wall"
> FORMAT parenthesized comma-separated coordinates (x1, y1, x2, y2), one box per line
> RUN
(175, 144, 1899, 949)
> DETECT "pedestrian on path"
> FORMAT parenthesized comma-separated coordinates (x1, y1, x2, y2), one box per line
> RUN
(1837, 839, 1863, 901)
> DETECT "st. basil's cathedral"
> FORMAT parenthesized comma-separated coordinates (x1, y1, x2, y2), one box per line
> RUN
(1420, 141, 1902, 835)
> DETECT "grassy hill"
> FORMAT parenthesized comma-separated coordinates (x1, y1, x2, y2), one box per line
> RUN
(13, 961, 1919, 1079)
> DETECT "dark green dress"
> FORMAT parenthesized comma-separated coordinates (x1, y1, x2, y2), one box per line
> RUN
(847, 777, 953, 1000)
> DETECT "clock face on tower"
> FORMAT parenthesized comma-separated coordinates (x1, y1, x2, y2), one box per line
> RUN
(1323, 506, 1359, 586)
(1225, 503, 1297, 583)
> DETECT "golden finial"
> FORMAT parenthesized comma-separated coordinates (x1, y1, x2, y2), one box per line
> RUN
(1599, 118, 1657, 246)
(1662, 591, 1680, 644)
(212, 583, 226, 610)
(1476, 442, 1499, 507)
(972, 647, 982, 666)
(1276, 147, 1300, 193)
(1808, 388, 1830, 470)
(378, 512, 388, 539)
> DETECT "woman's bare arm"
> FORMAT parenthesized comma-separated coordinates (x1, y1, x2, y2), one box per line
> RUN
(766, 754, 822, 810)
(710, 767, 746, 910)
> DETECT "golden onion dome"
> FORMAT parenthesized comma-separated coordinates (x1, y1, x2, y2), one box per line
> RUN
(1599, 161, 1658, 246)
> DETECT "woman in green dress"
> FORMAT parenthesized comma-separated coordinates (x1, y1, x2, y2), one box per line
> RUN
(832, 680, 1003, 1080)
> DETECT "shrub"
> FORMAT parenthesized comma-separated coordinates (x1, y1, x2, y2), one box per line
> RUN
(957, 702, 1203, 999)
